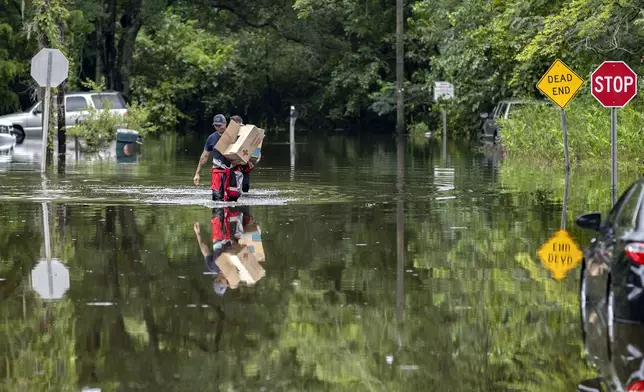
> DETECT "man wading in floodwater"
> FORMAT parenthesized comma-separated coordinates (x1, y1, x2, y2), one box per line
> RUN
(194, 114, 244, 201)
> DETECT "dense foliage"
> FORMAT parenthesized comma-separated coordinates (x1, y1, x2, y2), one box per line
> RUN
(0, 0, 641, 134)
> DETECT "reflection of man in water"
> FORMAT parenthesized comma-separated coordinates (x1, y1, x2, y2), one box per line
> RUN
(193, 207, 248, 295)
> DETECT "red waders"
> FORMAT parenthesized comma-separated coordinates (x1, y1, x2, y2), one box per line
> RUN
(211, 208, 244, 243)
(211, 167, 244, 201)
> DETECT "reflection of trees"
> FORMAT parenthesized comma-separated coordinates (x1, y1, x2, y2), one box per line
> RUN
(403, 171, 596, 390)
(0, 204, 77, 391)
(0, 297, 77, 391)
(0, 154, 607, 390)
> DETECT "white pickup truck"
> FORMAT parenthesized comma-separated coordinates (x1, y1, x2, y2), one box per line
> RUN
(0, 91, 128, 144)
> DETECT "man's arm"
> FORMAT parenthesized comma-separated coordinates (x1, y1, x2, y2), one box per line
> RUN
(194, 150, 212, 185)
(194, 222, 211, 257)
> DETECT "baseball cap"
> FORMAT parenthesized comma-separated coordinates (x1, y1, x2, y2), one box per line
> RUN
(212, 114, 226, 126)
(213, 279, 227, 296)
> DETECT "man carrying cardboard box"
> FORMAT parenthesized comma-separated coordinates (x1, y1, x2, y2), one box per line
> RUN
(194, 114, 245, 201)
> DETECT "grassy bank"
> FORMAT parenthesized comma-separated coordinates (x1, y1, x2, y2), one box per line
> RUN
(498, 94, 644, 172)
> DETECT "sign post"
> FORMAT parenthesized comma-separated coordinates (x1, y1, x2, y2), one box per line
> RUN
(434, 82, 454, 161)
(590, 61, 638, 206)
(289, 105, 298, 181)
(536, 59, 584, 172)
(30, 48, 69, 173)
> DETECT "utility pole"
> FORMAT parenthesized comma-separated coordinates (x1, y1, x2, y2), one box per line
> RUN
(396, 0, 404, 135)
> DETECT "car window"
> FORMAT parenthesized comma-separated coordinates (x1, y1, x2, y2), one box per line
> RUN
(30, 102, 42, 113)
(91, 94, 125, 109)
(606, 185, 639, 229)
(496, 103, 508, 118)
(493, 103, 505, 117)
(66, 97, 89, 112)
(615, 184, 642, 230)
(507, 103, 522, 119)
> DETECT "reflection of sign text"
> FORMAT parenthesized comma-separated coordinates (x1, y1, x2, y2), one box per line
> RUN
(537, 229, 583, 280)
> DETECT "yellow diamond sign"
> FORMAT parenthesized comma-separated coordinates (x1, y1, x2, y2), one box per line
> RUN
(537, 229, 583, 280)
(537, 59, 584, 109)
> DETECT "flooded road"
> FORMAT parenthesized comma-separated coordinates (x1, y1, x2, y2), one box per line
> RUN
(0, 133, 596, 391)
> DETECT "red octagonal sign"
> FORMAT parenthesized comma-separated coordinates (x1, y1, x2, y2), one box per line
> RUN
(591, 61, 638, 107)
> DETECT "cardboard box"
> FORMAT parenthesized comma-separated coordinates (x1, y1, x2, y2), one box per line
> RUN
(216, 244, 265, 286)
(215, 122, 264, 165)
(227, 125, 264, 165)
(249, 138, 263, 164)
(238, 228, 264, 262)
(214, 121, 241, 155)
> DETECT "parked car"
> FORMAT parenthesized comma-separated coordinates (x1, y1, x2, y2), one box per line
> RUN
(0, 119, 16, 152)
(0, 91, 128, 144)
(479, 99, 548, 144)
(577, 180, 644, 391)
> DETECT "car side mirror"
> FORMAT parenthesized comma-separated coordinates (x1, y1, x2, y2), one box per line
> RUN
(576, 213, 602, 232)
(479, 113, 488, 119)
(33, 108, 42, 115)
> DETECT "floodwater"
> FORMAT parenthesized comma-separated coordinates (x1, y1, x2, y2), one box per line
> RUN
(0, 132, 595, 391)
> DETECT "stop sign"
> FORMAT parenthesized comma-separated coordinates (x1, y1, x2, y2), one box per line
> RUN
(591, 61, 638, 107)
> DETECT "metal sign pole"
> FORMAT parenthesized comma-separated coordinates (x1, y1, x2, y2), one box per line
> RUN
(561, 170, 569, 230)
(611, 107, 617, 206)
(442, 109, 447, 164)
(560, 109, 570, 173)
(42, 202, 51, 261)
(289, 106, 297, 181)
(40, 51, 53, 173)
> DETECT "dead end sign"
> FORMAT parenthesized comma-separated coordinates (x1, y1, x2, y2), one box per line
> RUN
(537, 59, 584, 109)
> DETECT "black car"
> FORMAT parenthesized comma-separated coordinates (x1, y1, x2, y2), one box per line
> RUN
(578, 180, 644, 391)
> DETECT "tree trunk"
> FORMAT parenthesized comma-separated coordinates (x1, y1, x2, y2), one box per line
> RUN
(95, 22, 102, 84)
(56, 82, 66, 171)
(56, 14, 66, 171)
(102, 0, 117, 90)
(115, 0, 144, 96)
(395, 0, 404, 135)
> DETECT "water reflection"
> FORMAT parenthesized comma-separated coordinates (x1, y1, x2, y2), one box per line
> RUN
(0, 137, 142, 172)
(194, 207, 265, 294)
(30, 202, 70, 301)
(0, 133, 593, 390)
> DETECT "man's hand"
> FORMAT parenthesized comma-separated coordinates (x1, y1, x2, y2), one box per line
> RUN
(193, 221, 201, 235)
(194, 150, 211, 185)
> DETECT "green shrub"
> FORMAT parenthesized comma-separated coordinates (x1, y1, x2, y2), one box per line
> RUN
(498, 95, 644, 172)
(68, 100, 157, 151)
(67, 105, 122, 150)
(408, 122, 429, 136)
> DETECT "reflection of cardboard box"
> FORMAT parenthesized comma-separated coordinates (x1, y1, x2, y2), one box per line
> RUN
(215, 122, 264, 165)
(215, 244, 265, 286)
(215, 256, 241, 289)
(239, 228, 264, 262)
